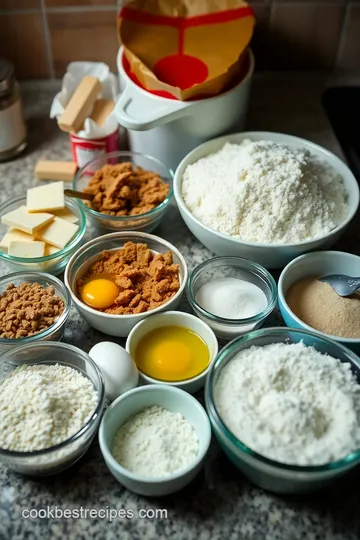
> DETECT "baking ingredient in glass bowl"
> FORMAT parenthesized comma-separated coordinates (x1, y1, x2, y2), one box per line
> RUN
(83, 163, 170, 216)
(0, 182, 79, 258)
(0, 282, 65, 339)
(0, 364, 98, 451)
(214, 342, 360, 466)
(286, 276, 360, 339)
(195, 277, 267, 319)
(112, 405, 198, 478)
(77, 241, 179, 314)
(134, 326, 209, 381)
(182, 140, 348, 244)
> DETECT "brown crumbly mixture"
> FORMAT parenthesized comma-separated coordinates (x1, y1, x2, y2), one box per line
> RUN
(77, 241, 180, 315)
(83, 163, 170, 216)
(0, 282, 65, 339)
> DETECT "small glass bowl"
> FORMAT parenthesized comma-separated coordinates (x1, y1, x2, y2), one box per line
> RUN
(186, 256, 277, 341)
(205, 327, 360, 494)
(73, 150, 174, 233)
(0, 195, 86, 275)
(0, 342, 105, 475)
(0, 271, 71, 353)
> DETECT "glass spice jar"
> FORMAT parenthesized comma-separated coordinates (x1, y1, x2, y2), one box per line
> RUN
(0, 58, 27, 161)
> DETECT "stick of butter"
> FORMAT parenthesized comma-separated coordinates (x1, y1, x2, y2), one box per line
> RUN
(52, 207, 79, 223)
(44, 244, 60, 256)
(35, 161, 77, 182)
(90, 99, 115, 127)
(35, 216, 79, 249)
(58, 76, 102, 133)
(8, 241, 45, 258)
(0, 228, 34, 253)
(27, 181, 65, 213)
(1, 206, 54, 234)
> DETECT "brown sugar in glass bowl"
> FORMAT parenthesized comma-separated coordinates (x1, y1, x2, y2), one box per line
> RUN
(74, 151, 173, 233)
(0, 271, 71, 350)
(84, 163, 170, 217)
(77, 241, 180, 315)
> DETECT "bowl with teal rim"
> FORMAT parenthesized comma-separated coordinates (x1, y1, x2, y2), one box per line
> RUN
(278, 250, 360, 353)
(0, 271, 71, 352)
(205, 326, 360, 494)
(0, 195, 86, 275)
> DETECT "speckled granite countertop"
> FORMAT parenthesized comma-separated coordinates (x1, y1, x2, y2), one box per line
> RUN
(1, 74, 360, 540)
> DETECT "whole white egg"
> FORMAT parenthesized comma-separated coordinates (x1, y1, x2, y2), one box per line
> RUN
(89, 342, 139, 402)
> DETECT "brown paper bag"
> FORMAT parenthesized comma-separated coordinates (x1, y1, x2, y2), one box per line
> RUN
(117, 0, 255, 101)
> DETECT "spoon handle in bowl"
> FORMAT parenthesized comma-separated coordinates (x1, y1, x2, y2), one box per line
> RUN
(64, 189, 94, 202)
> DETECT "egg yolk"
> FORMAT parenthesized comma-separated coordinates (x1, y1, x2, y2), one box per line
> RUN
(134, 326, 210, 382)
(81, 278, 119, 309)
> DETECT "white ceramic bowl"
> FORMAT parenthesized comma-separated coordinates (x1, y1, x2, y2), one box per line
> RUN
(126, 311, 218, 394)
(98, 385, 211, 496)
(64, 232, 188, 337)
(116, 47, 254, 171)
(174, 132, 359, 269)
(278, 250, 360, 353)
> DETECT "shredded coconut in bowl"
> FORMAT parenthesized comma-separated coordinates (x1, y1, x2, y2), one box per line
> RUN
(181, 139, 349, 244)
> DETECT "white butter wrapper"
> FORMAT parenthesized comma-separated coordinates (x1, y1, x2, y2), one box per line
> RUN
(50, 61, 119, 139)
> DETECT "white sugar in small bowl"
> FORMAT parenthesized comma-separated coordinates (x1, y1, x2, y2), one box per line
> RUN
(98, 385, 211, 496)
(174, 131, 359, 269)
(186, 256, 277, 342)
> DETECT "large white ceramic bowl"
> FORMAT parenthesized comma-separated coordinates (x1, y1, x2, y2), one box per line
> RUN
(64, 232, 188, 337)
(126, 311, 218, 394)
(278, 250, 360, 353)
(174, 132, 359, 269)
(99, 385, 211, 496)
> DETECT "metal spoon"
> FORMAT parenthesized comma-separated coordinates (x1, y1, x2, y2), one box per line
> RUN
(319, 274, 360, 297)
(64, 189, 94, 202)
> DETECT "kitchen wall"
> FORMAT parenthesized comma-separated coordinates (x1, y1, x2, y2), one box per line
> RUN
(0, 0, 359, 79)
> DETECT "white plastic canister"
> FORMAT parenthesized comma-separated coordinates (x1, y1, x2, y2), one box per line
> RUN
(116, 47, 254, 170)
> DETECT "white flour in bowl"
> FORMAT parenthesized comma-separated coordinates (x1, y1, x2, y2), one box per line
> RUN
(0, 363, 98, 452)
(182, 140, 348, 244)
(112, 405, 199, 478)
(214, 342, 360, 466)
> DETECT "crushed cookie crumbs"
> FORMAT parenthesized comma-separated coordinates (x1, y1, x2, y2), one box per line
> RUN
(77, 241, 180, 315)
(0, 282, 65, 339)
(83, 163, 170, 217)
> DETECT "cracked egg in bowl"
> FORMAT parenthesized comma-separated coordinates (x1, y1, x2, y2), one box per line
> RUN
(64, 232, 188, 337)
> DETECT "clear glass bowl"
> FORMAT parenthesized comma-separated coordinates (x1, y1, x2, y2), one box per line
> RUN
(205, 327, 360, 494)
(0, 195, 86, 275)
(0, 271, 71, 353)
(186, 256, 277, 341)
(0, 342, 105, 475)
(73, 151, 173, 233)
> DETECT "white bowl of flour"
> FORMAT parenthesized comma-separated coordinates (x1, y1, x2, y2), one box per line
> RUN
(174, 132, 359, 269)
(99, 385, 211, 496)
